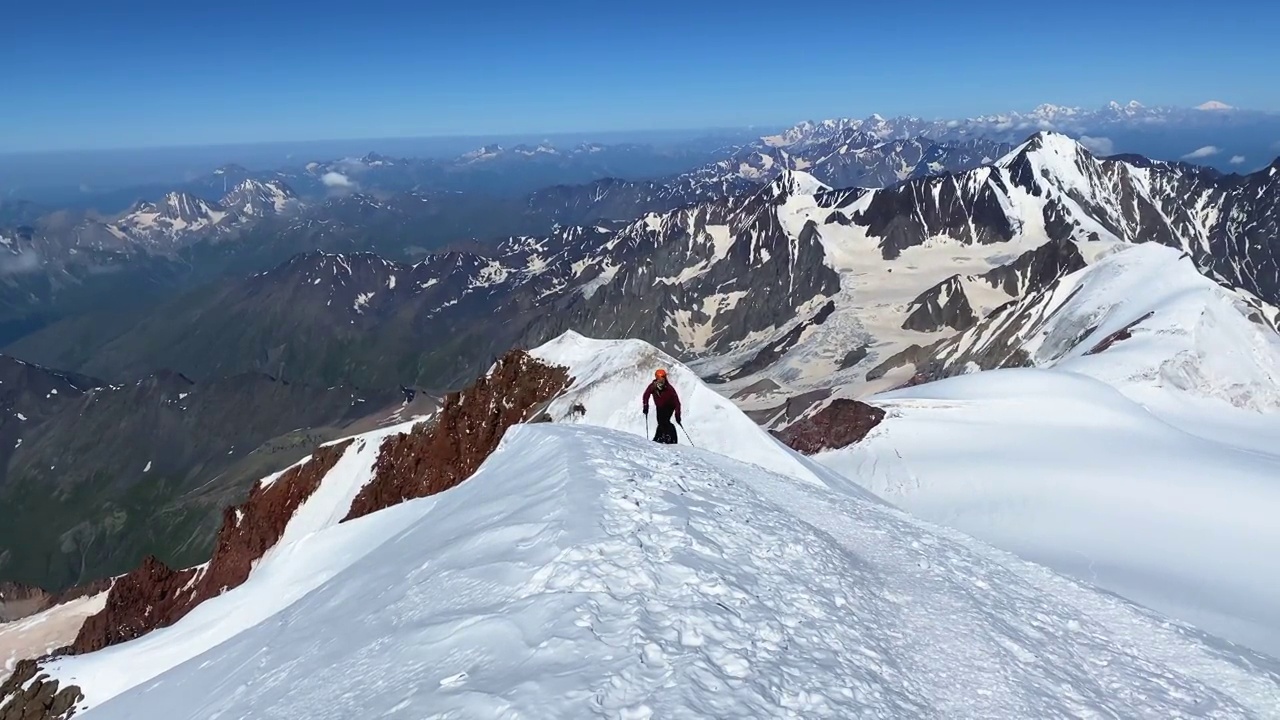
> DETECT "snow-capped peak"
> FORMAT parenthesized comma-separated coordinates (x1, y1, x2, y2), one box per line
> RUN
(221, 178, 297, 216)
(997, 131, 1094, 175)
(158, 192, 214, 221)
(460, 144, 504, 162)
(765, 169, 830, 198)
(1195, 100, 1234, 111)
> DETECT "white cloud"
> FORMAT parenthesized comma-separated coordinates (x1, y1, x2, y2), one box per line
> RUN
(0, 251, 43, 275)
(1230, 155, 1246, 165)
(1181, 145, 1221, 160)
(1079, 136, 1115, 155)
(321, 171, 354, 188)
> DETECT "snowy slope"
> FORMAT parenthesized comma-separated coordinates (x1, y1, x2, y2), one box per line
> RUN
(908, 242, 1280, 411)
(820, 372, 1280, 658)
(78, 424, 1280, 719)
(0, 591, 107, 684)
(530, 331, 877, 498)
(20, 332, 1279, 718)
(811, 243, 1280, 657)
(32, 419, 427, 710)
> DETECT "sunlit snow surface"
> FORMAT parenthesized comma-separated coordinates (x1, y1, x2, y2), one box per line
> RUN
(41, 335, 1280, 719)
(820, 244, 1280, 657)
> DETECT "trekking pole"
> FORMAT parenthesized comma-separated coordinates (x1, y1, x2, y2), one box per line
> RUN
(678, 420, 696, 448)
(645, 413, 650, 439)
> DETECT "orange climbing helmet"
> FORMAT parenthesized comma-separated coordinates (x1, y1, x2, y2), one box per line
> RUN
(654, 368, 667, 379)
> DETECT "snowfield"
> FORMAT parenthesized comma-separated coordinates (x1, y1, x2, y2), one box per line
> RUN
(818, 244, 1280, 658)
(825, 369, 1280, 660)
(79, 425, 1280, 719)
(23, 333, 1279, 718)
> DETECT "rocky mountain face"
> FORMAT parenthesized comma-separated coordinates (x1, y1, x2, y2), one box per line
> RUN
(0, 582, 50, 623)
(0, 180, 304, 348)
(0, 363, 402, 592)
(13, 133, 1280, 407)
(18, 172, 847, 391)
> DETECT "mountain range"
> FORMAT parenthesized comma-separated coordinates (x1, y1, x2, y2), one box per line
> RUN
(2, 106, 1280, 717)
(16, 132, 1278, 401)
(3, 99, 1274, 350)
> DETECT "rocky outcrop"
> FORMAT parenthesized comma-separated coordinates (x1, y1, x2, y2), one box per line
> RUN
(839, 345, 869, 370)
(975, 240, 1086, 297)
(773, 399, 886, 454)
(744, 389, 833, 428)
(902, 276, 978, 332)
(0, 660, 82, 720)
(711, 301, 837, 382)
(0, 583, 49, 624)
(0, 578, 113, 625)
(1084, 312, 1154, 355)
(67, 557, 198, 655)
(67, 440, 353, 655)
(345, 350, 571, 521)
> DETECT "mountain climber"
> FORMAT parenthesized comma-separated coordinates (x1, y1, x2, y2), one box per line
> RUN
(641, 369, 682, 444)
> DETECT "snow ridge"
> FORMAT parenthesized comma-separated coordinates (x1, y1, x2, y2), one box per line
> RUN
(79, 422, 1280, 719)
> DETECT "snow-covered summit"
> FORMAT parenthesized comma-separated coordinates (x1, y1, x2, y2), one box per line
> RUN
(763, 169, 831, 199)
(27, 332, 1280, 719)
(219, 178, 297, 217)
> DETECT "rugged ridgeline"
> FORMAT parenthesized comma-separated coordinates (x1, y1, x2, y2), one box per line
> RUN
(0, 332, 893, 718)
(22, 173, 847, 390)
(0, 357, 404, 593)
(0, 347, 574, 719)
(24, 133, 1279, 416)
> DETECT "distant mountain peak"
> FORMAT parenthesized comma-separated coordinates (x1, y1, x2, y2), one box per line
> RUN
(765, 169, 831, 198)
(221, 178, 297, 216)
(999, 131, 1091, 167)
(1195, 100, 1234, 111)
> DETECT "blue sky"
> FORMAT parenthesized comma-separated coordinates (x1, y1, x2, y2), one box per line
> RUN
(5, 0, 1278, 151)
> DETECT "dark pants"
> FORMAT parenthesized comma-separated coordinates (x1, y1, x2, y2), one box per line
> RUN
(653, 407, 678, 444)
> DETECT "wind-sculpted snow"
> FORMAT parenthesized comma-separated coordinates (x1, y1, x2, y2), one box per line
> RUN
(823, 364, 1280, 659)
(77, 425, 1280, 719)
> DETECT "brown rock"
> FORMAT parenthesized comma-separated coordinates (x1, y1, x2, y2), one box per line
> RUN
(1085, 311, 1154, 355)
(0, 659, 83, 720)
(345, 349, 571, 521)
(68, 555, 198, 654)
(0, 584, 50, 624)
(773, 398, 886, 454)
(30, 348, 570, 667)
(67, 440, 353, 656)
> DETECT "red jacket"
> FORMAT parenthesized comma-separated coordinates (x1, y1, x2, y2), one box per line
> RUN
(643, 381, 681, 417)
